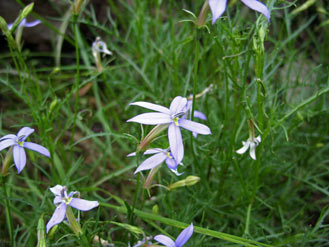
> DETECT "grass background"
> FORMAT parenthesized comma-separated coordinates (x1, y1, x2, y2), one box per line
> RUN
(0, 0, 328, 246)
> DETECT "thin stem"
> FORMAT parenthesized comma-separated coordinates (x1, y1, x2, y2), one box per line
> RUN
(70, 13, 80, 164)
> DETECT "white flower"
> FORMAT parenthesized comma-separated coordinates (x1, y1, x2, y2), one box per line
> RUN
(92, 37, 112, 57)
(236, 136, 261, 160)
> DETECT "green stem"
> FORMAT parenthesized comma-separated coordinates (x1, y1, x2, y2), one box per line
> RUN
(66, 206, 90, 246)
(1, 176, 15, 247)
(70, 13, 80, 164)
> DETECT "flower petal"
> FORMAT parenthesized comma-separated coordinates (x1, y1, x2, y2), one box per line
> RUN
(23, 142, 50, 157)
(169, 96, 187, 115)
(46, 203, 67, 233)
(53, 196, 62, 205)
(50, 185, 65, 197)
(134, 152, 167, 174)
(165, 157, 178, 170)
(127, 113, 172, 125)
(69, 198, 99, 211)
(209, 0, 228, 24)
(236, 141, 250, 155)
(249, 142, 257, 160)
(179, 119, 211, 135)
(194, 110, 207, 120)
(144, 148, 164, 155)
(154, 235, 176, 247)
(240, 0, 270, 21)
(175, 223, 194, 247)
(0, 134, 17, 142)
(0, 139, 16, 151)
(13, 145, 26, 174)
(127, 152, 136, 157)
(130, 101, 170, 114)
(168, 124, 184, 164)
(24, 19, 41, 27)
(17, 127, 34, 141)
(256, 135, 261, 143)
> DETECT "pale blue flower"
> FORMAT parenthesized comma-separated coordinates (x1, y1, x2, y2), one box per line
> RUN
(209, 0, 270, 24)
(127, 96, 211, 164)
(128, 148, 184, 176)
(154, 223, 194, 247)
(0, 127, 50, 173)
(46, 185, 99, 233)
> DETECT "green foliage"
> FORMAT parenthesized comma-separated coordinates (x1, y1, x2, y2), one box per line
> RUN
(0, 0, 328, 246)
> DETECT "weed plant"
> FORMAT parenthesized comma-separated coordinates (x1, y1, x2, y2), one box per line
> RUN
(0, 0, 328, 246)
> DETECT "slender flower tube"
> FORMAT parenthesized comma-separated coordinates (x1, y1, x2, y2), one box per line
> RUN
(154, 223, 194, 247)
(127, 96, 211, 164)
(128, 148, 183, 176)
(209, 0, 270, 24)
(46, 185, 99, 233)
(0, 127, 50, 173)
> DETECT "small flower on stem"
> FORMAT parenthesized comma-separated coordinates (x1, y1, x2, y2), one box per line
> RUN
(154, 223, 194, 247)
(0, 127, 50, 174)
(209, 0, 270, 24)
(92, 37, 112, 72)
(236, 120, 261, 160)
(128, 148, 183, 176)
(236, 135, 261, 160)
(46, 185, 99, 234)
(127, 96, 211, 164)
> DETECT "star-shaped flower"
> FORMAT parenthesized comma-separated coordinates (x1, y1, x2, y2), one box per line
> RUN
(128, 148, 183, 176)
(154, 223, 193, 247)
(0, 127, 50, 173)
(127, 96, 211, 164)
(46, 185, 99, 233)
(209, 0, 270, 24)
(236, 135, 261, 160)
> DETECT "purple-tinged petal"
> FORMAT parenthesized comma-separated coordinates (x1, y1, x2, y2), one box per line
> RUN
(46, 203, 67, 233)
(165, 157, 178, 170)
(7, 22, 14, 30)
(209, 0, 228, 24)
(236, 141, 250, 155)
(24, 19, 41, 27)
(69, 198, 99, 211)
(168, 124, 184, 164)
(170, 168, 184, 176)
(192, 132, 198, 138)
(0, 139, 16, 151)
(144, 148, 164, 155)
(23, 142, 50, 157)
(169, 96, 187, 115)
(17, 127, 34, 141)
(127, 152, 136, 157)
(50, 185, 65, 196)
(256, 135, 261, 143)
(134, 152, 167, 174)
(127, 113, 172, 125)
(179, 119, 211, 135)
(240, 0, 270, 21)
(53, 196, 62, 205)
(154, 235, 176, 247)
(0, 134, 17, 141)
(175, 223, 194, 247)
(249, 142, 257, 160)
(130, 101, 170, 115)
(13, 145, 26, 174)
(194, 110, 207, 120)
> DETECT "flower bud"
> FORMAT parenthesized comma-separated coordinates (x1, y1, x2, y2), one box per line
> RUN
(168, 176, 200, 190)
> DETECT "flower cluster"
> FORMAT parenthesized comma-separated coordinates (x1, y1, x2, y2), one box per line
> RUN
(127, 96, 211, 174)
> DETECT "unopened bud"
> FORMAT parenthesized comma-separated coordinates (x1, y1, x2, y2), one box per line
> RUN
(168, 176, 200, 190)
(197, 0, 210, 27)
(37, 214, 46, 247)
